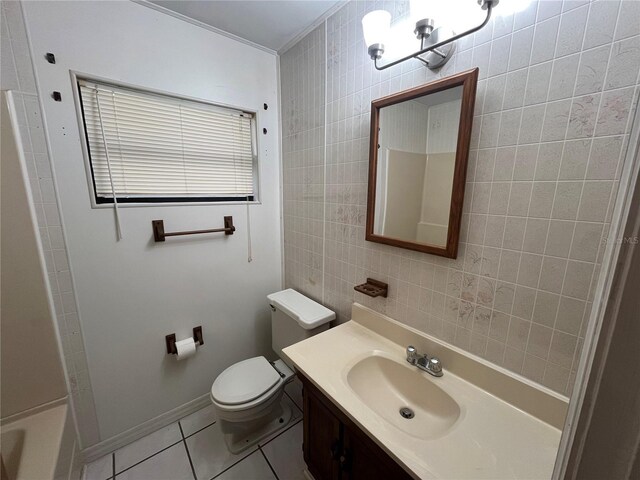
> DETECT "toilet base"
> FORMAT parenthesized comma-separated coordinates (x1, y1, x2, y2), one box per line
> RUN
(221, 400, 293, 454)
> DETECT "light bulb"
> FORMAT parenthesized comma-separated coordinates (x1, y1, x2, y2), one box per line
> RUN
(361, 10, 391, 48)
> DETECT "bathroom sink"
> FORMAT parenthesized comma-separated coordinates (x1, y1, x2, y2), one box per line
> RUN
(346, 353, 460, 439)
(285, 304, 565, 479)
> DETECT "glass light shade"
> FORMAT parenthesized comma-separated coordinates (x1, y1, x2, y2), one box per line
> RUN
(361, 10, 391, 48)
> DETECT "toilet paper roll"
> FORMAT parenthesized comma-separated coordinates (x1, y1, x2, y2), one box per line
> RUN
(175, 337, 197, 361)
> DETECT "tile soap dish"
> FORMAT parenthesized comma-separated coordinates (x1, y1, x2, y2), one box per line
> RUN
(354, 278, 388, 298)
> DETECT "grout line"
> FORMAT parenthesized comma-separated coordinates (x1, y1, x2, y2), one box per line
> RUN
(209, 448, 259, 480)
(472, 10, 519, 358)
(535, 0, 596, 390)
(284, 389, 302, 412)
(538, 0, 625, 392)
(111, 452, 115, 480)
(259, 417, 303, 449)
(114, 438, 184, 476)
(558, 0, 630, 393)
(558, 4, 623, 297)
(183, 420, 217, 440)
(259, 447, 281, 480)
(517, 0, 570, 379)
(495, 0, 543, 371)
(178, 422, 198, 480)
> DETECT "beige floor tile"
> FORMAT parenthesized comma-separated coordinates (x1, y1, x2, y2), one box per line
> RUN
(261, 421, 306, 480)
(217, 451, 276, 480)
(115, 443, 192, 480)
(83, 454, 112, 480)
(180, 403, 216, 437)
(186, 422, 256, 480)
(114, 423, 182, 473)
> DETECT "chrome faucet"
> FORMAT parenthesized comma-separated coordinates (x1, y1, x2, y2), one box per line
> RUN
(406, 345, 443, 377)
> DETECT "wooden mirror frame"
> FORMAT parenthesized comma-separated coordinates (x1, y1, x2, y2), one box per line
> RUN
(365, 68, 479, 259)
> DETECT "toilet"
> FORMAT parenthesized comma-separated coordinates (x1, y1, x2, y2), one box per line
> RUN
(210, 289, 335, 453)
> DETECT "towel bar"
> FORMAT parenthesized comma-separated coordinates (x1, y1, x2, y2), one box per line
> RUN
(152, 216, 235, 242)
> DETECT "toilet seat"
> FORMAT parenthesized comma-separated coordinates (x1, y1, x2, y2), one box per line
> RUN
(211, 356, 283, 411)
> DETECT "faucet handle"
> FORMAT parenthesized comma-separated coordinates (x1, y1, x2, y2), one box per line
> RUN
(406, 346, 417, 364)
(426, 356, 443, 376)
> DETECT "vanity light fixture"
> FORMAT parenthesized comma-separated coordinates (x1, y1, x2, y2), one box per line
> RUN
(362, 0, 499, 70)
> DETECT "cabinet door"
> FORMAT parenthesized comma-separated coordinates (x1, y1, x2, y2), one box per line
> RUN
(341, 426, 413, 480)
(303, 388, 342, 480)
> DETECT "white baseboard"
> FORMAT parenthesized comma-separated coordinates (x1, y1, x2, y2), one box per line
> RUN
(81, 393, 211, 463)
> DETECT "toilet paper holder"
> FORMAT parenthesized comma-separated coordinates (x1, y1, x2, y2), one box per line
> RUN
(166, 326, 204, 355)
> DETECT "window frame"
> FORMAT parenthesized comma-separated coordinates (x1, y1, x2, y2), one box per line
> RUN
(70, 72, 261, 208)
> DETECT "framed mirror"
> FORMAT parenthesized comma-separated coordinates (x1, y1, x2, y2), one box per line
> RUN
(365, 68, 479, 258)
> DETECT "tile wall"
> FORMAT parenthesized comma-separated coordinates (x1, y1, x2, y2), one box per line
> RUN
(1, 0, 100, 446)
(281, 25, 327, 303)
(281, 0, 640, 396)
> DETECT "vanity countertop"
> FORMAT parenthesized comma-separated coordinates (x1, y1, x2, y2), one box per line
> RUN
(282, 303, 567, 480)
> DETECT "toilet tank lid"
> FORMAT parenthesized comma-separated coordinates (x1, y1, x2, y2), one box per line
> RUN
(267, 289, 336, 329)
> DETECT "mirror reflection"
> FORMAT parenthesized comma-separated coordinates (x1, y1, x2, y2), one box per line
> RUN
(373, 86, 463, 248)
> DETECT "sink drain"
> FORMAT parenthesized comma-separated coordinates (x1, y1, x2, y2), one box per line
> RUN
(399, 407, 415, 419)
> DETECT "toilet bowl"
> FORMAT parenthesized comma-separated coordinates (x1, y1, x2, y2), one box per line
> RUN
(210, 289, 335, 453)
(211, 357, 295, 453)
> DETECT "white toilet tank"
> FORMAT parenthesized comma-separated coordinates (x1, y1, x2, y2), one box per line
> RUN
(267, 289, 335, 362)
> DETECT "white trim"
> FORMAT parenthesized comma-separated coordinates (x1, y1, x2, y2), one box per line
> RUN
(321, 19, 328, 304)
(3, 89, 38, 97)
(552, 92, 640, 478)
(66, 440, 78, 480)
(0, 394, 68, 426)
(132, 0, 346, 58)
(131, 0, 349, 56)
(81, 393, 211, 463)
(276, 54, 286, 290)
(278, 1, 348, 55)
(131, 0, 277, 56)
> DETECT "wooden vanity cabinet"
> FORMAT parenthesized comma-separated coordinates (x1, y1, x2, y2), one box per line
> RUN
(299, 373, 413, 480)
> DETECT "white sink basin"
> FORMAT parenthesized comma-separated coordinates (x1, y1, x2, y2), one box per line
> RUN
(283, 303, 566, 479)
(346, 353, 461, 439)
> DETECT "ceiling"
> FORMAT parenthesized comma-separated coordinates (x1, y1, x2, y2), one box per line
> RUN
(148, 0, 343, 52)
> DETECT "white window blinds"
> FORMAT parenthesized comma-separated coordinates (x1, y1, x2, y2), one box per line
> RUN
(78, 79, 256, 202)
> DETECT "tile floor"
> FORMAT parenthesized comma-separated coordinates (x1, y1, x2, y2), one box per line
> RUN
(83, 379, 306, 480)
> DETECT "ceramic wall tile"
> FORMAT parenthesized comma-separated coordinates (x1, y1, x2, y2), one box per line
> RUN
(281, 0, 640, 397)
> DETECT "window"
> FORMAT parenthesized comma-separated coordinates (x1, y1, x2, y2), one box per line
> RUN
(77, 78, 257, 204)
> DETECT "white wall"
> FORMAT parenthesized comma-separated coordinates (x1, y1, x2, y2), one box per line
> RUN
(23, 0, 282, 444)
(378, 99, 429, 154)
(382, 149, 426, 239)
